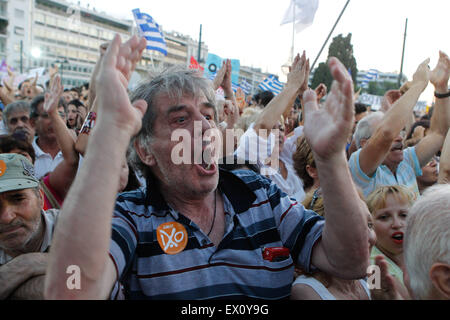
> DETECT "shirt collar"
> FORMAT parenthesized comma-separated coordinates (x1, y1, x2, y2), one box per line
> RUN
(144, 168, 257, 216)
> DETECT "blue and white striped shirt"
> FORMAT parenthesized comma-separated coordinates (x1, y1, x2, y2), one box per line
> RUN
(109, 169, 324, 300)
(348, 147, 422, 198)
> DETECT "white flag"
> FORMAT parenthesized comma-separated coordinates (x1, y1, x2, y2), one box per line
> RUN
(281, 0, 319, 33)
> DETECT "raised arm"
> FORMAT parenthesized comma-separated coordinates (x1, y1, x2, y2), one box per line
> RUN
(438, 129, 450, 184)
(359, 59, 430, 176)
(415, 51, 450, 167)
(75, 43, 108, 156)
(253, 52, 309, 132)
(302, 57, 370, 279)
(45, 75, 80, 198)
(44, 34, 148, 300)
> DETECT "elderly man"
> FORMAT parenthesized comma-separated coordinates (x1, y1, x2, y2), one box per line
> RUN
(403, 184, 450, 300)
(349, 52, 450, 198)
(2, 101, 36, 144)
(45, 35, 370, 300)
(0, 153, 59, 300)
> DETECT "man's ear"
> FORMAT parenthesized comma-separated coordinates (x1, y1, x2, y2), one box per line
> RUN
(38, 188, 45, 209)
(134, 139, 155, 167)
(429, 263, 450, 299)
(30, 117, 36, 128)
(306, 165, 318, 180)
(360, 138, 368, 148)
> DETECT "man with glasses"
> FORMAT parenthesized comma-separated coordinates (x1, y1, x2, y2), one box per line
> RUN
(30, 95, 68, 179)
(349, 53, 450, 198)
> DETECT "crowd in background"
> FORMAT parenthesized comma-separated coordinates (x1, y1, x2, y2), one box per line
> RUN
(0, 35, 449, 301)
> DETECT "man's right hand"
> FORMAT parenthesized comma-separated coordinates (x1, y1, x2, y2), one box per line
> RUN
(412, 58, 431, 91)
(95, 34, 148, 137)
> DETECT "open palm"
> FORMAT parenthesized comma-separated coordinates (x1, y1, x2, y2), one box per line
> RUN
(95, 34, 148, 137)
(303, 57, 355, 161)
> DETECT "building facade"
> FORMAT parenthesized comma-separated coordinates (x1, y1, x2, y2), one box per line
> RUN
(2, 0, 208, 87)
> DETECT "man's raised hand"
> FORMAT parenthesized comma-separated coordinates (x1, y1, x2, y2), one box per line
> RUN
(44, 74, 63, 114)
(95, 34, 147, 137)
(430, 50, 450, 92)
(302, 57, 354, 161)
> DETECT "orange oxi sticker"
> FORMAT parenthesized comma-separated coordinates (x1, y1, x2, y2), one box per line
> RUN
(156, 222, 188, 255)
(0, 160, 6, 177)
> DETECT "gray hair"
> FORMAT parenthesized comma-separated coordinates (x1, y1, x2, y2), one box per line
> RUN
(3, 100, 31, 128)
(353, 111, 384, 149)
(404, 184, 450, 299)
(128, 65, 217, 175)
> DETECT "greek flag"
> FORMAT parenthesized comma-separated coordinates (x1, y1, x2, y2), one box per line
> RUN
(361, 69, 379, 88)
(258, 75, 284, 95)
(239, 79, 252, 94)
(132, 9, 167, 56)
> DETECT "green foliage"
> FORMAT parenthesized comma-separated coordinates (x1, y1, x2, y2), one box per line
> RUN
(311, 33, 358, 90)
(365, 81, 399, 96)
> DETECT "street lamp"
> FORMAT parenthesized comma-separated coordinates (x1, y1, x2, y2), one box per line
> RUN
(31, 47, 42, 59)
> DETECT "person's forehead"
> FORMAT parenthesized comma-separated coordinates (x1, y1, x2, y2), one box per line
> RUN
(0, 188, 34, 197)
(155, 92, 211, 113)
(9, 110, 30, 119)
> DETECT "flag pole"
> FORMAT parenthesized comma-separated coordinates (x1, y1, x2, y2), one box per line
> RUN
(291, 3, 295, 63)
(310, 0, 351, 71)
(398, 18, 408, 87)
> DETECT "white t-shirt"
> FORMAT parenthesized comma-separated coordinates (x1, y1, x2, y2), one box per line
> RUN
(235, 123, 305, 202)
(0, 209, 59, 265)
(32, 137, 64, 180)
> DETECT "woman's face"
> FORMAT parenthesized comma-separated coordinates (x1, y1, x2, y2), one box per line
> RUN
(372, 193, 410, 257)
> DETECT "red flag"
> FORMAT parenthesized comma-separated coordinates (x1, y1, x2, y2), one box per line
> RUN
(189, 56, 204, 72)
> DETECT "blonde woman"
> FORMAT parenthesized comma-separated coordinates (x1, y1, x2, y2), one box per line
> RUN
(366, 185, 417, 299)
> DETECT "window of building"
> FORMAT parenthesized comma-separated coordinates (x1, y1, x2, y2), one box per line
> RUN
(14, 26, 24, 36)
(14, 9, 24, 19)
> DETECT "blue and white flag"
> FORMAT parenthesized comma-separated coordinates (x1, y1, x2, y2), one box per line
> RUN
(258, 75, 284, 95)
(239, 79, 252, 95)
(361, 69, 379, 88)
(132, 8, 167, 56)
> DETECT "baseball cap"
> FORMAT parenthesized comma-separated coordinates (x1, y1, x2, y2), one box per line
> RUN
(0, 153, 39, 193)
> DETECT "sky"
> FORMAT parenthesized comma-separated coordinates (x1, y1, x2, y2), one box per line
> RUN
(74, 0, 449, 103)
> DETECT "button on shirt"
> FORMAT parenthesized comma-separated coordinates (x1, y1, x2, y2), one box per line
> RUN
(32, 137, 64, 180)
(348, 146, 422, 198)
(109, 169, 324, 300)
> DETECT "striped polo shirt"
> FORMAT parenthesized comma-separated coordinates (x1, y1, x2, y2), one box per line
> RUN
(348, 146, 422, 199)
(109, 169, 324, 300)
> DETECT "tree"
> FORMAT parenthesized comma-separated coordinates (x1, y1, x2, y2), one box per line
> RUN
(311, 33, 358, 90)
(366, 81, 399, 96)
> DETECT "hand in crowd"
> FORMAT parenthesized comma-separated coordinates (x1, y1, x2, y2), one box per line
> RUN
(48, 64, 59, 80)
(314, 83, 327, 103)
(430, 50, 450, 92)
(44, 75, 63, 115)
(30, 73, 42, 97)
(380, 89, 402, 113)
(412, 58, 431, 90)
(286, 51, 310, 96)
(302, 57, 354, 161)
(95, 34, 147, 137)
(370, 255, 404, 300)
(223, 99, 240, 129)
(235, 87, 247, 111)
(213, 59, 231, 91)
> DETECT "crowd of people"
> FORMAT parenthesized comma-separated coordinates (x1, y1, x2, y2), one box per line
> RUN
(0, 33, 448, 300)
